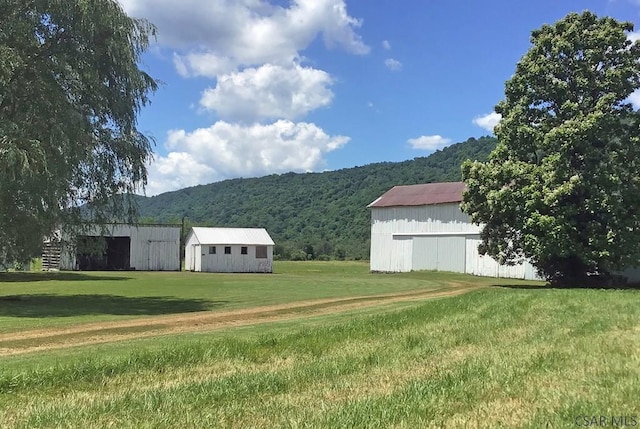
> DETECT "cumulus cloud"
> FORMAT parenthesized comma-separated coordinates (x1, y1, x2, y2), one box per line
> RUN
(145, 121, 349, 195)
(145, 152, 215, 197)
(628, 31, 640, 43)
(384, 58, 402, 71)
(473, 112, 502, 133)
(121, 0, 369, 74)
(382, 40, 391, 50)
(117, 0, 364, 192)
(408, 135, 452, 151)
(199, 64, 334, 122)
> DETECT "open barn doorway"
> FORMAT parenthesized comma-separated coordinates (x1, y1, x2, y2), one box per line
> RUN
(76, 236, 131, 270)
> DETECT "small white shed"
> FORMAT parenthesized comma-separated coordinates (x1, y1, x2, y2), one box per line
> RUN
(56, 224, 181, 271)
(185, 227, 275, 273)
(369, 182, 541, 280)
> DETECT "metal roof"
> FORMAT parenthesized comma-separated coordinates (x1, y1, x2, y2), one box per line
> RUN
(190, 227, 275, 245)
(367, 181, 466, 208)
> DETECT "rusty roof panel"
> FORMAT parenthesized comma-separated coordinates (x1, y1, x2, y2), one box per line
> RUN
(367, 181, 466, 208)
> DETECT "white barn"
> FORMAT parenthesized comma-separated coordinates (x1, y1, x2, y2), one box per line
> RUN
(185, 227, 275, 273)
(369, 182, 541, 280)
(55, 224, 181, 271)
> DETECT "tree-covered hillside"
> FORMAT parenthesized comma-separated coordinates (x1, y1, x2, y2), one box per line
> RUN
(137, 136, 497, 259)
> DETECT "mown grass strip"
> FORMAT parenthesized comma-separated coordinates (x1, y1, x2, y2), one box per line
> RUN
(1, 286, 638, 428)
(0, 261, 539, 334)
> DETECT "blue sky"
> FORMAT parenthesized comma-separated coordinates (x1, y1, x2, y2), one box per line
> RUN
(117, 0, 640, 195)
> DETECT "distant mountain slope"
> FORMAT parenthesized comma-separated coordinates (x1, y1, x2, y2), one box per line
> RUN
(136, 136, 497, 259)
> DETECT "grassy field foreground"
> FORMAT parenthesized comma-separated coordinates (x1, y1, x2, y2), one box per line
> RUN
(0, 276, 638, 428)
(0, 261, 491, 334)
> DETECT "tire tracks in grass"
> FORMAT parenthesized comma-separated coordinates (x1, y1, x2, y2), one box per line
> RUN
(0, 283, 481, 356)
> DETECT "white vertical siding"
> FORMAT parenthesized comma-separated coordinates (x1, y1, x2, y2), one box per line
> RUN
(129, 225, 180, 271)
(147, 241, 177, 270)
(185, 231, 199, 271)
(395, 236, 413, 272)
(184, 227, 274, 273)
(370, 203, 542, 280)
(464, 237, 541, 280)
(194, 245, 202, 272)
(61, 224, 181, 271)
(185, 230, 273, 273)
(370, 233, 412, 272)
(60, 248, 75, 271)
(198, 245, 273, 273)
(187, 245, 196, 271)
(411, 236, 438, 271)
(435, 236, 466, 273)
(410, 236, 465, 273)
(370, 204, 476, 273)
(371, 204, 479, 235)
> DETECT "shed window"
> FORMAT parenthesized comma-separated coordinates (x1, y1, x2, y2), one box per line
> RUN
(241, 246, 248, 255)
(224, 246, 231, 255)
(256, 246, 268, 259)
(208, 246, 216, 254)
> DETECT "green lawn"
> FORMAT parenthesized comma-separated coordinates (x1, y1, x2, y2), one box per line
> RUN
(0, 261, 532, 334)
(1, 263, 637, 428)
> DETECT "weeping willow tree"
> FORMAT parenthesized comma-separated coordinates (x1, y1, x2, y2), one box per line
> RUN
(0, 0, 157, 264)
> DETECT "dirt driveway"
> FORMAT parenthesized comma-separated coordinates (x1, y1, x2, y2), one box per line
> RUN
(0, 283, 480, 356)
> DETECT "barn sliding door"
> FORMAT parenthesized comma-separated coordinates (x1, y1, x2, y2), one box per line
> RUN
(411, 236, 438, 271)
(411, 236, 465, 273)
(147, 241, 177, 271)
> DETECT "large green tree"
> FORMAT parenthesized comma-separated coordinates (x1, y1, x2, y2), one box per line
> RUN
(462, 11, 640, 285)
(0, 0, 157, 264)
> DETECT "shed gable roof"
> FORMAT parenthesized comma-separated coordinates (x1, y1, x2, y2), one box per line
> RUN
(367, 181, 465, 208)
(190, 227, 275, 245)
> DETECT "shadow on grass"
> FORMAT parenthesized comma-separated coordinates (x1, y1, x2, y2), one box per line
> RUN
(0, 272, 131, 282)
(492, 283, 640, 290)
(0, 294, 225, 317)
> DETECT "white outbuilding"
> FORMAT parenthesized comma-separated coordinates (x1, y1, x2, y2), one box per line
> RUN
(185, 227, 275, 273)
(52, 224, 181, 271)
(368, 182, 541, 280)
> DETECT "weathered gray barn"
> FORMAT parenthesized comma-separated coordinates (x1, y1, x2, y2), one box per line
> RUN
(185, 227, 274, 273)
(52, 224, 181, 271)
(369, 182, 541, 280)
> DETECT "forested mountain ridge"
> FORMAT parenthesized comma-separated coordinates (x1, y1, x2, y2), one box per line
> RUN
(136, 136, 497, 259)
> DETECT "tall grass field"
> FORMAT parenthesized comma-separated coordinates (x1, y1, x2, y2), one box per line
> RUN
(0, 262, 638, 428)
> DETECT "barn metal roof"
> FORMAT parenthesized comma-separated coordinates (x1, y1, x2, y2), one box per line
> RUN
(367, 181, 466, 208)
(190, 227, 275, 245)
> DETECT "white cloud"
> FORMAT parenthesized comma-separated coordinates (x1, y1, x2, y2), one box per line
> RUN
(473, 112, 502, 132)
(145, 120, 349, 195)
(408, 135, 451, 151)
(628, 89, 640, 109)
(384, 58, 402, 71)
(199, 63, 334, 122)
(117, 0, 365, 194)
(172, 52, 237, 78)
(121, 0, 369, 74)
(145, 152, 215, 196)
(628, 31, 640, 43)
(314, 0, 369, 55)
(382, 40, 391, 50)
